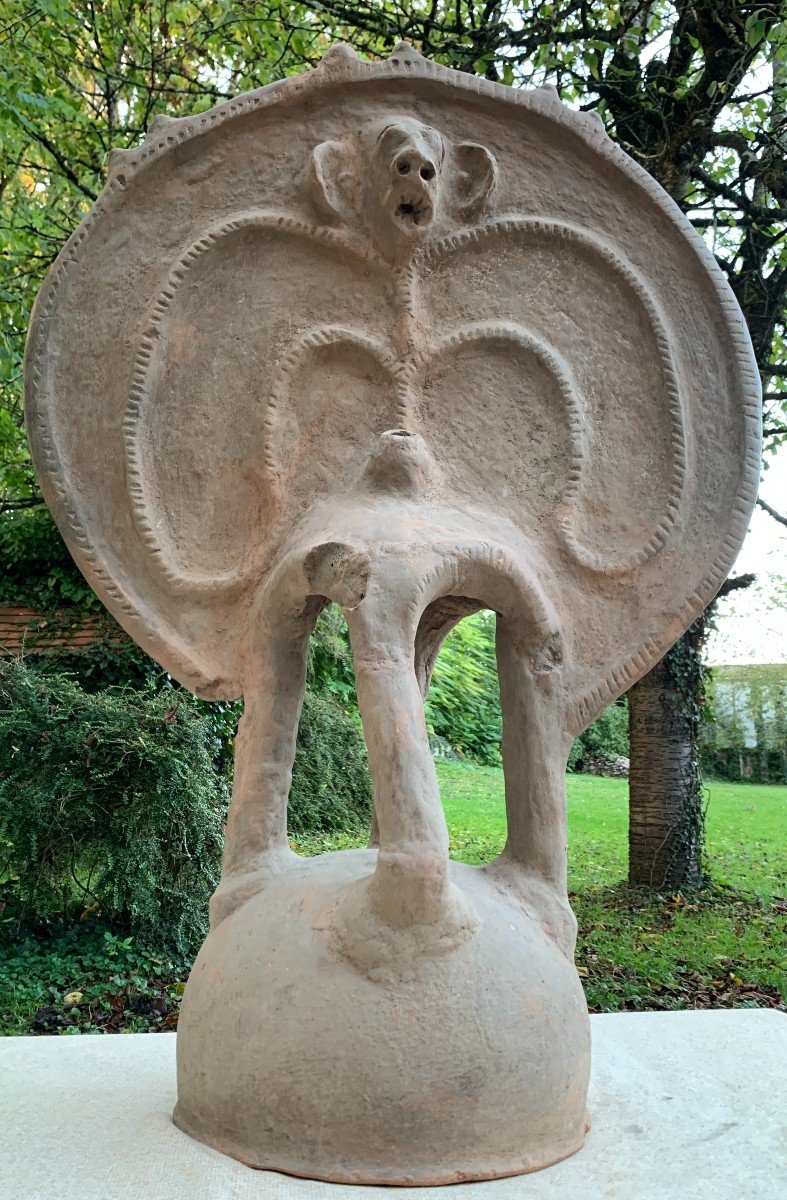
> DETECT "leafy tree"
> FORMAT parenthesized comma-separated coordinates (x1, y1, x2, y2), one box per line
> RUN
(0, 1, 326, 507)
(425, 611, 502, 765)
(427, 612, 631, 771)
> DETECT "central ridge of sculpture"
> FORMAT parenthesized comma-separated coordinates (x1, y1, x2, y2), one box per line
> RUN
(26, 42, 760, 1186)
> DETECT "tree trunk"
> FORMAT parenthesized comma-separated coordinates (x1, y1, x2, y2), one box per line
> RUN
(627, 620, 707, 890)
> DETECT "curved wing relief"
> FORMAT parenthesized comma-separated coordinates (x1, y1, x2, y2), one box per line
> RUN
(124, 213, 393, 592)
(419, 321, 586, 537)
(124, 116, 686, 592)
(418, 219, 686, 574)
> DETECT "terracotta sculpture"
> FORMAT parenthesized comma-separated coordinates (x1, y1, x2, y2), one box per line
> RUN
(26, 43, 760, 1186)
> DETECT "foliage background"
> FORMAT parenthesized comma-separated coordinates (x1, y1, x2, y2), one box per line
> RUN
(703, 663, 787, 782)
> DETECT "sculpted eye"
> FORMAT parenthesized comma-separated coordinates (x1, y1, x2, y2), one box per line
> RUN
(397, 160, 411, 175)
(420, 165, 434, 181)
(375, 123, 398, 145)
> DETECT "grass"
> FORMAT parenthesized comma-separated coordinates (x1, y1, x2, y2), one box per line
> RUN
(437, 764, 786, 894)
(2, 766, 784, 1032)
(292, 766, 786, 1015)
(440, 765, 786, 1012)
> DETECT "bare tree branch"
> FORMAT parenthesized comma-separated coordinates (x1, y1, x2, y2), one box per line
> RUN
(716, 572, 756, 599)
(757, 497, 787, 528)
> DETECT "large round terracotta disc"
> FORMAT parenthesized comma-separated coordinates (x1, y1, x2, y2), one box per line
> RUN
(25, 43, 759, 717)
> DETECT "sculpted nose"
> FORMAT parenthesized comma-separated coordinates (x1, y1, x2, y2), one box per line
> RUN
(394, 149, 436, 182)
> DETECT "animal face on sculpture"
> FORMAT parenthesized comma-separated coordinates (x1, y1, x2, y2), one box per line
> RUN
(363, 117, 443, 245)
(311, 114, 497, 258)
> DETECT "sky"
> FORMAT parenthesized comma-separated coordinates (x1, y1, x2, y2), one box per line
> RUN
(706, 442, 787, 666)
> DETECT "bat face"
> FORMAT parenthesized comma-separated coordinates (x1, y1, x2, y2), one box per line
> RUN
(25, 43, 759, 728)
(312, 114, 495, 261)
(364, 117, 444, 250)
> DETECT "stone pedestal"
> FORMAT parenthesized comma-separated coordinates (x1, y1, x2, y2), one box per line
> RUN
(2, 1011, 784, 1199)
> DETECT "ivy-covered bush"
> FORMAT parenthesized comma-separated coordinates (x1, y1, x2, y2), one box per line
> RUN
(0, 661, 372, 953)
(0, 659, 227, 955)
(289, 692, 372, 835)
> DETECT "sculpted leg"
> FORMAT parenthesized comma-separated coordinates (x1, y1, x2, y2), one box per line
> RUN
(209, 613, 312, 927)
(494, 616, 577, 957)
(368, 591, 479, 851)
(346, 597, 455, 928)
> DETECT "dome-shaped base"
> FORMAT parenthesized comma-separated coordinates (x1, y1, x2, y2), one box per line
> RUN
(174, 850, 590, 1186)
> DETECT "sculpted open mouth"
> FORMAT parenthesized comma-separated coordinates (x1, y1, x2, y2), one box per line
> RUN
(391, 188, 434, 232)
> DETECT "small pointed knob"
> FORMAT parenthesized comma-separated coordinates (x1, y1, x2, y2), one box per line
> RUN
(362, 429, 439, 497)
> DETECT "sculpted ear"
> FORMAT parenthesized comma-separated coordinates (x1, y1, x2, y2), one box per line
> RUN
(454, 142, 498, 214)
(310, 139, 353, 222)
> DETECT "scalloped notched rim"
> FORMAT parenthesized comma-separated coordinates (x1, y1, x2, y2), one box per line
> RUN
(24, 41, 761, 713)
(103, 40, 606, 190)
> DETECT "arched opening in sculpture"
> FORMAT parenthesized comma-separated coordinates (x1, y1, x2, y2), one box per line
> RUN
(291, 599, 506, 861)
(286, 602, 372, 845)
(414, 601, 504, 865)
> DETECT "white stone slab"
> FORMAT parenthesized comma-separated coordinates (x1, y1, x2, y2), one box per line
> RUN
(1, 1010, 784, 1199)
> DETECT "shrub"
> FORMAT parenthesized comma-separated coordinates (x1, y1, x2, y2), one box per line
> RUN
(0, 508, 93, 612)
(426, 611, 502, 766)
(0, 508, 171, 691)
(0, 660, 227, 955)
(567, 739, 584, 772)
(425, 612, 632, 772)
(570, 701, 629, 772)
(289, 692, 372, 836)
(0, 663, 371, 953)
(307, 604, 358, 710)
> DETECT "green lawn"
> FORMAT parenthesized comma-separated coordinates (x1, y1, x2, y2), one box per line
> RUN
(297, 765, 786, 1013)
(437, 763, 786, 895)
(2, 766, 784, 1032)
(438, 764, 786, 1012)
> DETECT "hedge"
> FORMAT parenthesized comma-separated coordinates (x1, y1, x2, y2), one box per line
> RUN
(0, 661, 372, 953)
